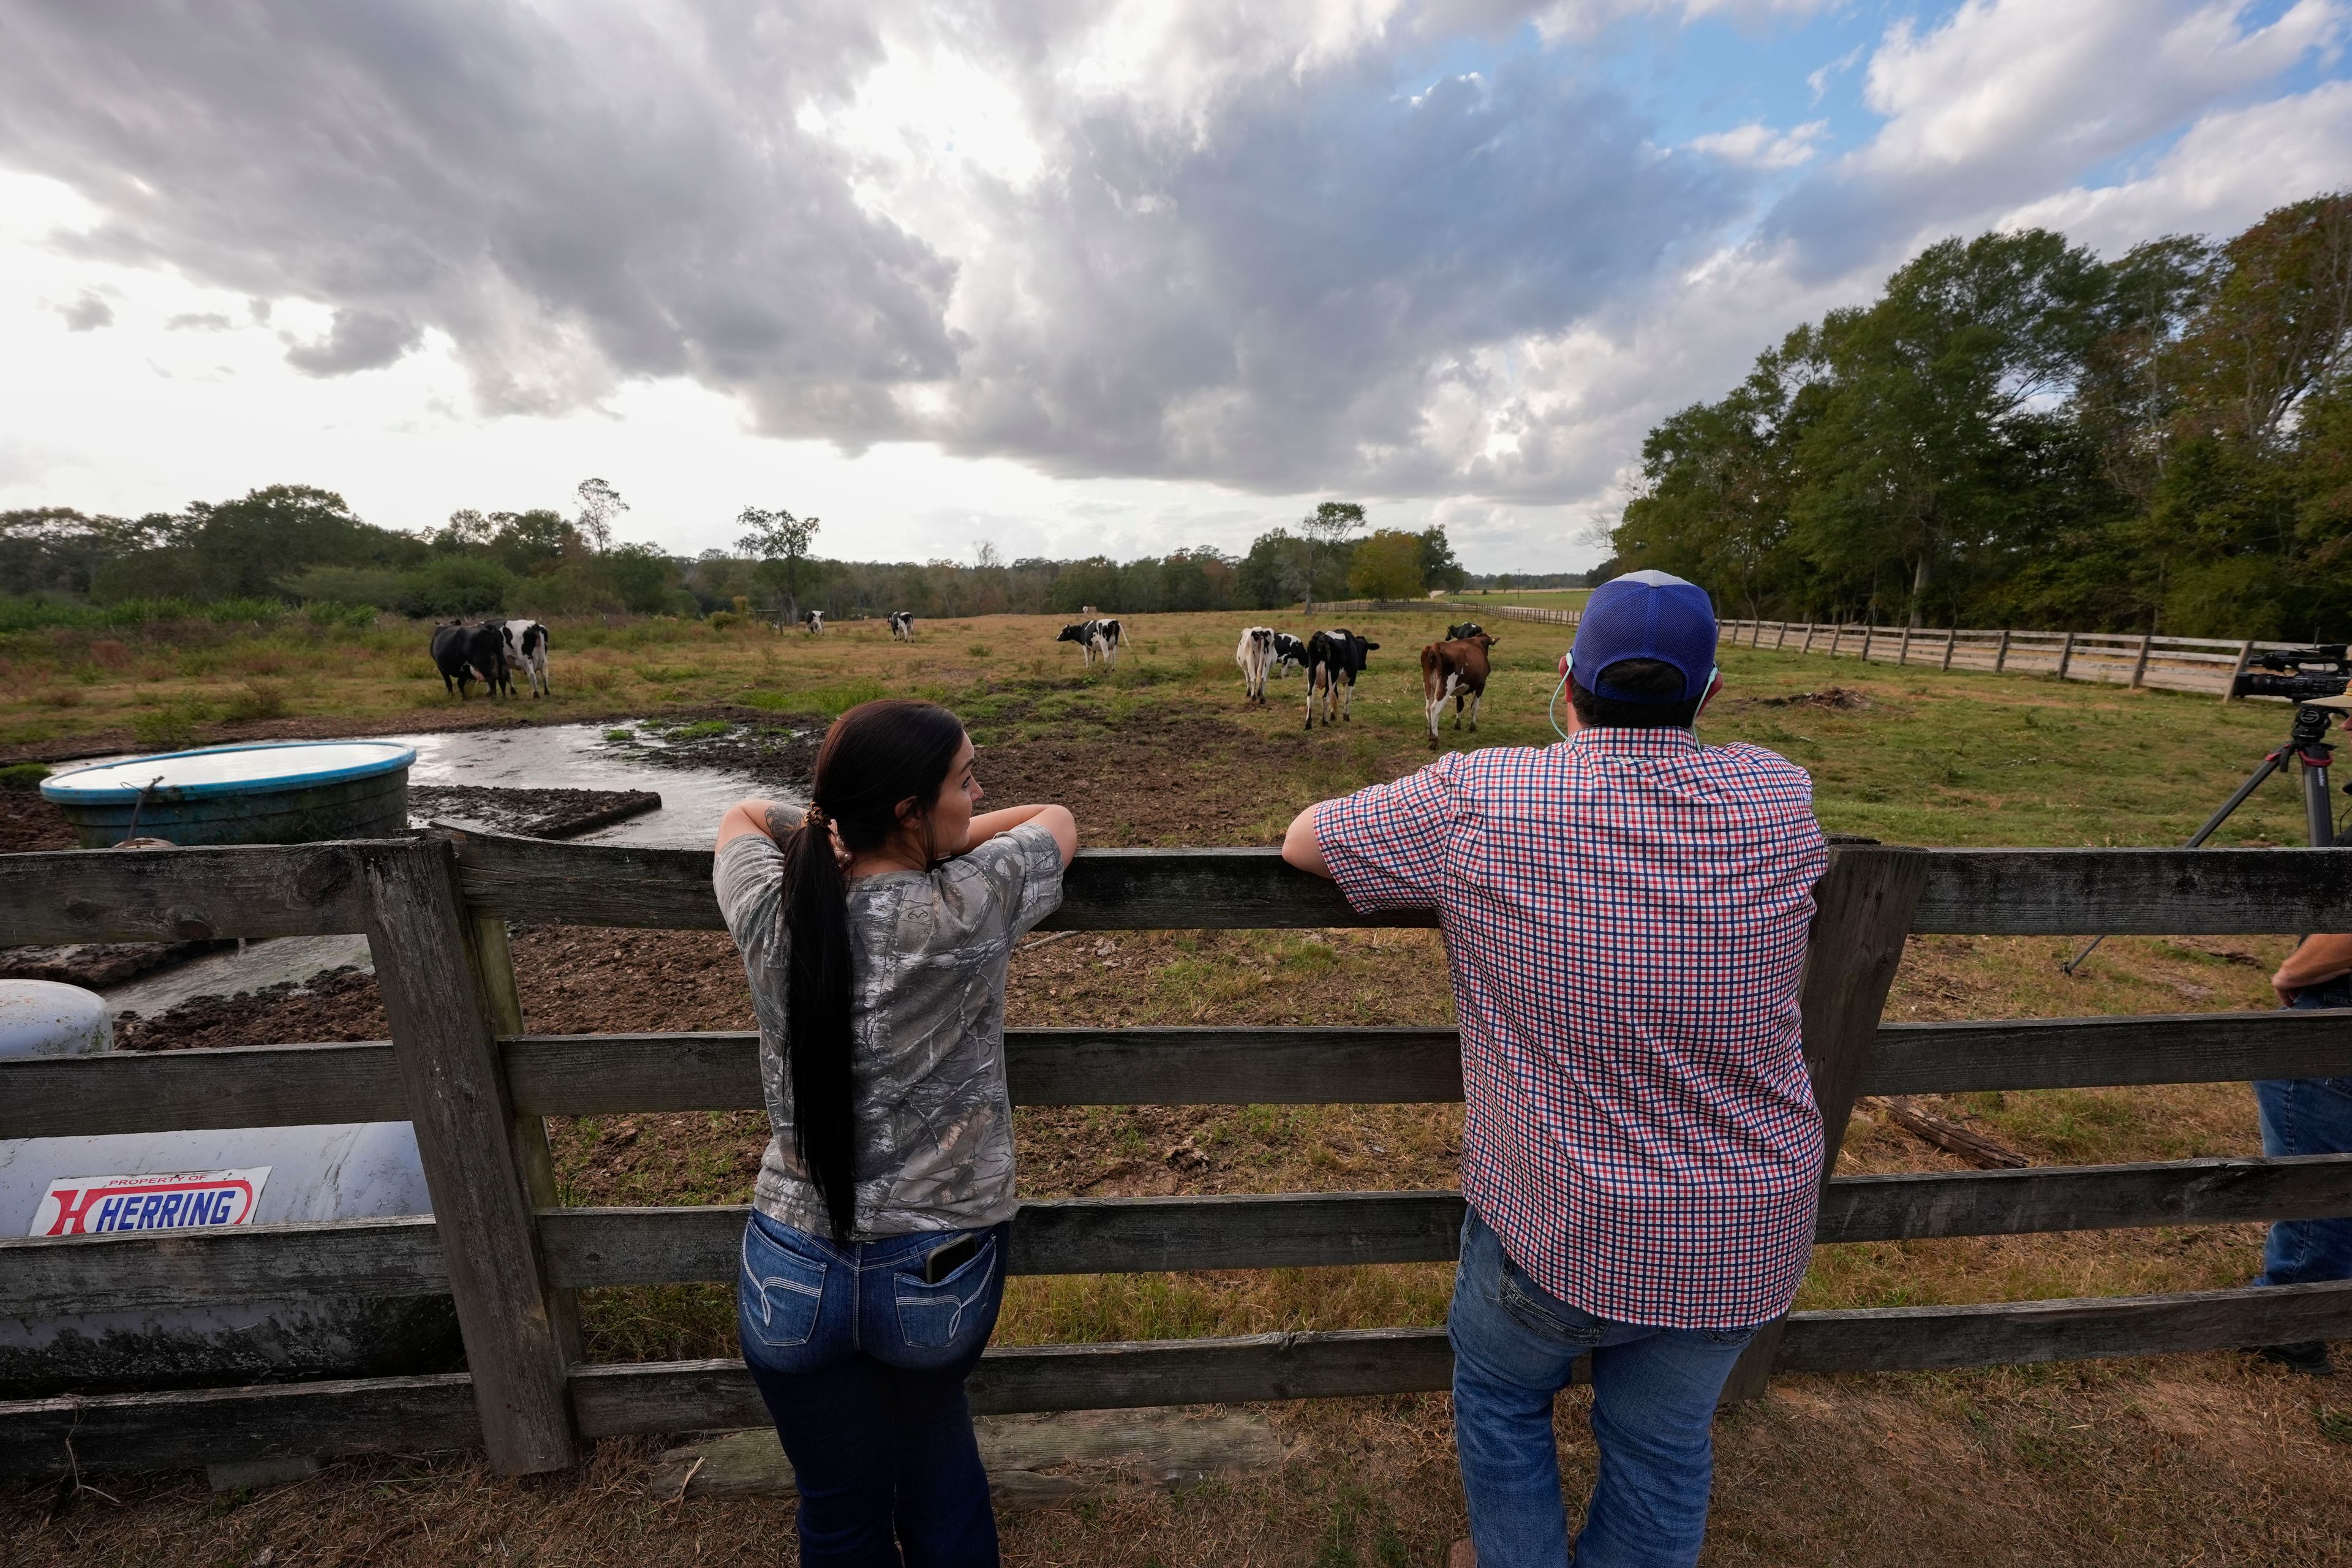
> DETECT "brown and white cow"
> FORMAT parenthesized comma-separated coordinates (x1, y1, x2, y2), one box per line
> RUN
(1421, 631, 1496, 747)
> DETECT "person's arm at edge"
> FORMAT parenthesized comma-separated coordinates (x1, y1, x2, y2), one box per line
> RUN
(2275, 931, 2352, 1004)
(1281, 801, 1333, 880)
(968, 804, 1079, 868)
(717, 797, 794, 849)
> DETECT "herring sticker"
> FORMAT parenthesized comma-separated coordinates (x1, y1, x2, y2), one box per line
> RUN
(31, 1168, 270, 1237)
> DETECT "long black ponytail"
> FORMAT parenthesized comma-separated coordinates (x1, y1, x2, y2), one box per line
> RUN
(781, 699, 969, 1240)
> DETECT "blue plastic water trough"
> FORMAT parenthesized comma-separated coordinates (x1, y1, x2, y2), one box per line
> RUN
(40, 741, 416, 847)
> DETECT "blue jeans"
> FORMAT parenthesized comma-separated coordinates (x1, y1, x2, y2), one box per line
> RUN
(1448, 1208, 1756, 1568)
(737, 1210, 1011, 1567)
(2255, 986, 2352, 1289)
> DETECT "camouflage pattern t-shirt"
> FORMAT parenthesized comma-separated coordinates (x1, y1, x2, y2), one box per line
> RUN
(713, 821, 1065, 1240)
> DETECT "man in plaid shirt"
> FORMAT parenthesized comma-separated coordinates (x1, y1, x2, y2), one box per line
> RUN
(1283, 570, 1826, 1568)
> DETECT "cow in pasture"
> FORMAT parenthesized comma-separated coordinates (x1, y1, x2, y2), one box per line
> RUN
(1446, 621, 1485, 642)
(1303, 628, 1379, 729)
(887, 611, 916, 641)
(1235, 626, 1277, 703)
(1271, 631, 1308, 678)
(1422, 631, 1497, 748)
(497, 619, 551, 698)
(430, 621, 509, 700)
(1058, 617, 1124, 668)
(803, 609, 826, 635)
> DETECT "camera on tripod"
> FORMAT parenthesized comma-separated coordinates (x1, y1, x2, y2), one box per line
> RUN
(2232, 645, 2352, 703)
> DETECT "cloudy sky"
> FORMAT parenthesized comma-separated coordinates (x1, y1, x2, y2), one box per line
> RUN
(0, 1, 2345, 572)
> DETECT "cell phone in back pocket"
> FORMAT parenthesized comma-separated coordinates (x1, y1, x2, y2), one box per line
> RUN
(921, 1234, 982, 1285)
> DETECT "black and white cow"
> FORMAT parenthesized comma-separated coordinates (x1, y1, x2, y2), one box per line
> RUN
(1235, 626, 1277, 703)
(1057, 617, 1123, 668)
(1303, 628, 1379, 729)
(802, 609, 826, 636)
(1271, 631, 1309, 679)
(429, 621, 508, 700)
(887, 610, 916, 641)
(1446, 621, 1486, 643)
(497, 618, 551, 698)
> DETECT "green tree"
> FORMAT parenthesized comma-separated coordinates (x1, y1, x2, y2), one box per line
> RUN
(1298, 501, 1365, 611)
(737, 507, 821, 618)
(1348, 529, 1426, 600)
(575, 478, 628, 553)
(1417, 526, 1468, 593)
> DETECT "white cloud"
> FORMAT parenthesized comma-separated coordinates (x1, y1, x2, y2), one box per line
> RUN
(1807, 43, 1862, 103)
(1860, 0, 2342, 184)
(2001, 78, 2352, 252)
(1686, 119, 1828, 168)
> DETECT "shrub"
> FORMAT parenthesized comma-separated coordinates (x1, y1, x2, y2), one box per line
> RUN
(221, 679, 290, 723)
(130, 703, 205, 750)
(203, 597, 285, 625)
(88, 638, 132, 670)
(0, 762, 50, 791)
(396, 557, 516, 618)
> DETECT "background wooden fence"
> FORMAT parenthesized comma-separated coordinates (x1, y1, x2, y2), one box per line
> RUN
(1319, 601, 2318, 703)
(4, 832, 2352, 1478)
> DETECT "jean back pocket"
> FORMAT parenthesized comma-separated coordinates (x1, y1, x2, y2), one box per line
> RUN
(739, 1219, 827, 1349)
(1497, 1262, 1607, 1349)
(892, 1230, 1001, 1351)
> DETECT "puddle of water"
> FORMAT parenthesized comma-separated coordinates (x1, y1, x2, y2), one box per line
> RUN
(89, 722, 800, 1008)
(106, 934, 374, 1017)
(388, 722, 793, 848)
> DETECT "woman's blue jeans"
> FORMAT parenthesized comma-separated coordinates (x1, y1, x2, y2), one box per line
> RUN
(2255, 987, 2352, 1287)
(1447, 1207, 1756, 1568)
(737, 1210, 1011, 1567)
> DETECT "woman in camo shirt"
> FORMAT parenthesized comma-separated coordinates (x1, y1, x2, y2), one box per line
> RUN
(713, 699, 1076, 1566)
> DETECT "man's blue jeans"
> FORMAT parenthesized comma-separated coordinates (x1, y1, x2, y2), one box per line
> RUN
(2255, 987, 2352, 1287)
(1447, 1207, 1756, 1568)
(737, 1210, 1011, 1567)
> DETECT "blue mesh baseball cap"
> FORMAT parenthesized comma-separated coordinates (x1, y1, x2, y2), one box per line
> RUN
(1571, 570, 1719, 703)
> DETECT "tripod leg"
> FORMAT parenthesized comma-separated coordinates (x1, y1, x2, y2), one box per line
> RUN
(2305, 756, 2335, 848)
(2065, 751, 2290, 974)
(2186, 752, 2290, 848)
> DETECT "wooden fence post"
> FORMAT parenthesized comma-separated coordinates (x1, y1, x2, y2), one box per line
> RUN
(1995, 628, 2012, 673)
(469, 910, 585, 1368)
(1774, 622, 1789, 650)
(1861, 624, 1876, 662)
(362, 840, 576, 1474)
(1720, 846, 1929, 1405)
(1941, 628, 1956, 671)
(1897, 624, 1914, 665)
(2056, 631, 2076, 680)
(2130, 633, 2154, 689)
(1801, 624, 1817, 654)
(2224, 639, 2255, 703)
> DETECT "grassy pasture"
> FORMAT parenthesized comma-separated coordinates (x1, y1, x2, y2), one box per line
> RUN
(10, 608, 2352, 1566)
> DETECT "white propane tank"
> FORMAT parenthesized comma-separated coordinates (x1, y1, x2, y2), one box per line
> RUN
(0, 979, 113, 1058)
(0, 983, 453, 1396)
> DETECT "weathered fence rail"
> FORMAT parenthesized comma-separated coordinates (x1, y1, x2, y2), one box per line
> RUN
(1716, 617, 2309, 701)
(4, 831, 2352, 1479)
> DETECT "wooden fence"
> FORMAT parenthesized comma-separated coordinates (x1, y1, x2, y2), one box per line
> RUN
(5, 831, 2352, 1479)
(1715, 619, 2312, 701)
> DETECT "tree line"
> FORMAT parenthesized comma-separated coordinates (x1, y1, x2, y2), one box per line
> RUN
(1611, 192, 2352, 640)
(0, 484, 1479, 626)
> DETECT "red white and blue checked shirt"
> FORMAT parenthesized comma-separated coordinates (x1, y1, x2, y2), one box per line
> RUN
(1317, 728, 1828, 1330)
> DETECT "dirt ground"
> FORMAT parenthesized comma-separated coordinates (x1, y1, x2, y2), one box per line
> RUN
(6, 703, 2351, 1563)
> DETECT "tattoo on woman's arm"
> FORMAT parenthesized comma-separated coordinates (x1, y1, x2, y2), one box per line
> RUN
(763, 803, 798, 842)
